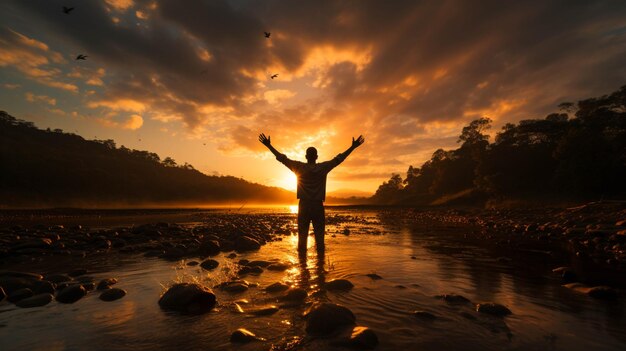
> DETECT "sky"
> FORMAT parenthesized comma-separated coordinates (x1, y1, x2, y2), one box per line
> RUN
(1, 0, 625, 195)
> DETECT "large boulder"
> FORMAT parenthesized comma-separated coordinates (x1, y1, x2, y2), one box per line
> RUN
(235, 236, 261, 252)
(305, 303, 356, 336)
(16, 293, 53, 308)
(158, 283, 216, 314)
(100, 288, 127, 301)
(56, 284, 86, 303)
(8, 288, 33, 303)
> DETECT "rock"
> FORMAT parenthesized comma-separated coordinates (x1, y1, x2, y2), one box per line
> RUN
(476, 303, 512, 316)
(413, 311, 437, 320)
(33, 280, 55, 294)
(325, 279, 354, 291)
(159, 283, 217, 314)
(199, 240, 221, 256)
(56, 285, 87, 303)
(100, 288, 127, 301)
(97, 278, 118, 290)
(238, 266, 263, 275)
(219, 281, 250, 293)
(436, 294, 470, 304)
(587, 286, 618, 299)
(0, 271, 43, 280)
(235, 236, 261, 252)
(200, 259, 219, 270)
(281, 287, 307, 302)
(230, 328, 265, 343)
(8, 288, 33, 303)
(365, 273, 383, 280)
(11, 238, 52, 251)
(248, 305, 279, 316)
(267, 262, 290, 271)
(0, 277, 39, 294)
(227, 253, 237, 259)
(266, 282, 290, 293)
(305, 303, 356, 336)
(247, 260, 272, 268)
(552, 267, 577, 282)
(16, 293, 53, 308)
(81, 282, 96, 291)
(186, 261, 199, 266)
(348, 326, 379, 349)
(44, 274, 72, 284)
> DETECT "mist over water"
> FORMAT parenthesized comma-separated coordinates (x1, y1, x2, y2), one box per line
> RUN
(1, 208, 625, 350)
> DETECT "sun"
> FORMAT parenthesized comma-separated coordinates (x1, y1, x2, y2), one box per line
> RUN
(282, 172, 298, 191)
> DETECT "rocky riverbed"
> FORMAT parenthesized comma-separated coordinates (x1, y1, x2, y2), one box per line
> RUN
(1, 206, 625, 350)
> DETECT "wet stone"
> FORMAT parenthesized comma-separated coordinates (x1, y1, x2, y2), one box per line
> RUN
(436, 294, 470, 304)
(8, 288, 33, 303)
(267, 262, 290, 271)
(325, 279, 354, 291)
(248, 305, 279, 316)
(100, 288, 127, 301)
(158, 283, 217, 315)
(476, 303, 512, 317)
(281, 287, 307, 302)
(348, 326, 379, 349)
(200, 259, 219, 270)
(97, 278, 118, 290)
(16, 293, 53, 308)
(56, 284, 86, 304)
(305, 303, 356, 336)
(266, 282, 290, 293)
(365, 273, 383, 280)
(230, 328, 265, 343)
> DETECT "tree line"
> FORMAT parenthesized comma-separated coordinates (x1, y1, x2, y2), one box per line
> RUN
(371, 85, 626, 206)
(0, 111, 293, 208)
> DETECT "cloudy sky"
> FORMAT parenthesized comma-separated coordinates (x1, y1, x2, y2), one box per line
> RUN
(1, 0, 625, 194)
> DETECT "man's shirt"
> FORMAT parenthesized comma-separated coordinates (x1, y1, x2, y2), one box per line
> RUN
(276, 152, 348, 202)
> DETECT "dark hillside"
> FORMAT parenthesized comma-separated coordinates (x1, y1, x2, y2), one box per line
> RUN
(0, 111, 294, 208)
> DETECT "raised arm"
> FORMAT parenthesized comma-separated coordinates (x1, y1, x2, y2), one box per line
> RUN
(342, 135, 365, 157)
(259, 133, 282, 158)
(326, 135, 365, 170)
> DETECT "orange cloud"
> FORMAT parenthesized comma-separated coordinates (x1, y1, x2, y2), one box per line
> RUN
(25, 92, 56, 105)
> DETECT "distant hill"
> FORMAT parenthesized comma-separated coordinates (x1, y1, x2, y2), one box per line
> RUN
(0, 111, 295, 208)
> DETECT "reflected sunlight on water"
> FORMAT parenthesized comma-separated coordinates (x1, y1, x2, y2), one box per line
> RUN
(1, 209, 625, 351)
(289, 205, 298, 214)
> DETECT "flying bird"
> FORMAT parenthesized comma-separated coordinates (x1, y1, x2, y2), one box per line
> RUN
(270, 74, 278, 79)
(264, 32, 271, 38)
(75, 54, 87, 60)
(62, 6, 74, 14)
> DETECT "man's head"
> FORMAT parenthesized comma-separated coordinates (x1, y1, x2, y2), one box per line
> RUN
(305, 147, 318, 163)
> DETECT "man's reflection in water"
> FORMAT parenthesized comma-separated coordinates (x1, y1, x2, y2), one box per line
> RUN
(296, 249, 328, 300)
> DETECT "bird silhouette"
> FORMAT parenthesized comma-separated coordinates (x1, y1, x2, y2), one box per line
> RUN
(75, 54, 87, 60)
(264, 32, 271, 38)
(203, 143, 206, 146)
(270, 74, 278, 79)
(62, 6, 74, 14)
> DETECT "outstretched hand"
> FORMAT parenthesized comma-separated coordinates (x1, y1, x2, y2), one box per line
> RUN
(259, 133, 271, 146)
(352, 135, 365, 148)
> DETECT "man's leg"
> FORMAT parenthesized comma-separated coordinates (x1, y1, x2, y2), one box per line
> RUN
(297, 202, 310, 254)
(311, 202, 325, 253)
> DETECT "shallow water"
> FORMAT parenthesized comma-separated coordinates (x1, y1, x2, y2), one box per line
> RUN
(1, 208, 625, 350)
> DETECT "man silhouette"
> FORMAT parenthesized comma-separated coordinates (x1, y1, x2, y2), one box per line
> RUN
(259, 133, 364, 254)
